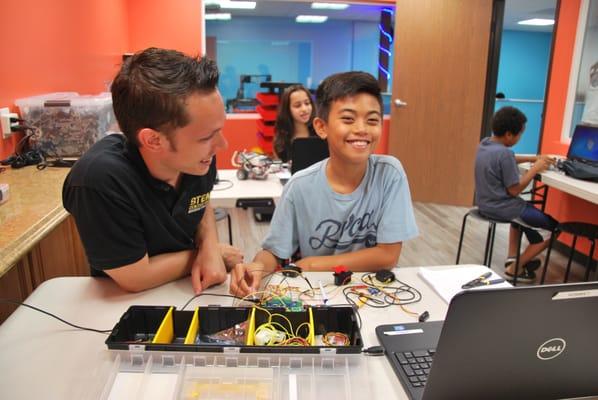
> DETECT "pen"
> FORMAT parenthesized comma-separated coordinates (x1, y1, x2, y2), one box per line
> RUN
(318, 280, 328, 304)
(461, 272, 494, 289)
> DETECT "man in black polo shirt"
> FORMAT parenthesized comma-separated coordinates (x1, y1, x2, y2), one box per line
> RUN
(63, 48, 242, 293)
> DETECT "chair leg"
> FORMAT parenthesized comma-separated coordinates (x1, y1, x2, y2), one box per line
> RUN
(513, 227, 523, 286)
(583, 239, 596, 282)
(226, 213, 233, 246)
(564, 235, 578, 283)
(540, 230, 557, 284)
(487, 223, 497, 268)
(456, 212, 470, 264)
(483, 223, 494, 267)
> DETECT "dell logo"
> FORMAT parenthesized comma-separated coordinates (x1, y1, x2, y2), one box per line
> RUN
(536, 338, 566, 360)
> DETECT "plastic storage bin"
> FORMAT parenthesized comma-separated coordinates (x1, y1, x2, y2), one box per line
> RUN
(15, 92, 117, 157)
(105, 305, 363, 354)
(99, 350, 372, 400)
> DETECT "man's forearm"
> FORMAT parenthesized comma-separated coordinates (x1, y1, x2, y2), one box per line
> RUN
(106, 250, 195, 292)
(195, 205, 221, 254)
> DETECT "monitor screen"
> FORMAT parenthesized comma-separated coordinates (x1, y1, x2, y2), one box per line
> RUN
(568, 125, 598, 163)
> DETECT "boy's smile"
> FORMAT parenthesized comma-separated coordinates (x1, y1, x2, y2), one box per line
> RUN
(315, 93, 382, 165)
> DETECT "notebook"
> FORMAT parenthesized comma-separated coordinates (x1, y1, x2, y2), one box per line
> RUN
(417, 265, 511, 304)
(376, 282, 598, 400)
(567, 124, 598, 165)
(290, 137, 329, 175)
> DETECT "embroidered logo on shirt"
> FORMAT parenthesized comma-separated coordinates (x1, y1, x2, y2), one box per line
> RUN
(309, 210, 378, 250)
(188, 193, 210, 214)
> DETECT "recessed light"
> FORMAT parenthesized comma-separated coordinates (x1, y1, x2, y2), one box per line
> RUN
(204, 1, 256, 10)
(311, 2, 349, 10)
(517, 18, 554, 26)
(296, 15, 328, 23)
(205, 13, 232, 20)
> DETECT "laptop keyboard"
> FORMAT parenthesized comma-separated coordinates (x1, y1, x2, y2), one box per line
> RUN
(394, 349, 436, 388)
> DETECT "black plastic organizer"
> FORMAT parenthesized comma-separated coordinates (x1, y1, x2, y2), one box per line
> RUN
(105, 305, 363, 354)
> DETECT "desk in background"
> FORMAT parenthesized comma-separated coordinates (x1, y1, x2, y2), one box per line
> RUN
(0, 265, 460, 399)
(518, 162, 598, 205)
(211, 169, 284, 209)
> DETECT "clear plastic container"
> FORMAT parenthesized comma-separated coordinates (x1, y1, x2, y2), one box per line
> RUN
(15, 92, 117, 157)
(99, 351, 372, 400)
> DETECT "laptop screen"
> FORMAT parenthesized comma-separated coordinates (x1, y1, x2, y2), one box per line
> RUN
(567, 124, 598, 163)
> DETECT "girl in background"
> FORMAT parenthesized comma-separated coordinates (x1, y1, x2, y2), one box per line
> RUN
(273, 85, 317, 162)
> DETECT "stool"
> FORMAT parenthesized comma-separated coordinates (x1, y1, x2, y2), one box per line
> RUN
(214, 207, 233, 245)
(540, 222, 598, 284)
(456, 208, 537, 286)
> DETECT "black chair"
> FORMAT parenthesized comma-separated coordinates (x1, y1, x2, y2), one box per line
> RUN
(456, 208, 547, 286)
(214, 207, 233, 245)
(540, 222, 598, 284)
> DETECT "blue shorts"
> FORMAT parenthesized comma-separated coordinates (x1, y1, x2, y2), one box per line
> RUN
(511, 203, 558, 244)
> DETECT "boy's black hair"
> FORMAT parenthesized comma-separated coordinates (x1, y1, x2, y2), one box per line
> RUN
(491, 106, 527, 137)
(315, 71, 383, 121)
(111, 47, 219, 146)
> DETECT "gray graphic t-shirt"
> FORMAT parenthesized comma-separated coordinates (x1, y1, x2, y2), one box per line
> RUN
(262, 155, 419, 260)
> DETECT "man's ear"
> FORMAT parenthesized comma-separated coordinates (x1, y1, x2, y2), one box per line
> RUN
(313, 117, 327, 139)
(137, 128, 165, 152)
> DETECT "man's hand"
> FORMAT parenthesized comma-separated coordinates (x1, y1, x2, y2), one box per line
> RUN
(219, 243, 244, 271)
(229, 262, 266, 297)
(191, 247, 227, 294)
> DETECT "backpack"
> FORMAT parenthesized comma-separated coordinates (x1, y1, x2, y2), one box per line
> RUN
(559, 159, 598, 182)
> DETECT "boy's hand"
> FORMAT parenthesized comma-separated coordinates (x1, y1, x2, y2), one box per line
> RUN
(532, 155, 555, 173)
(229, 262, 265, 297)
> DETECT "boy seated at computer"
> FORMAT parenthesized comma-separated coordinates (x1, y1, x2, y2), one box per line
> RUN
(475, 106, 559, 283)
(230, 71, 419, 297)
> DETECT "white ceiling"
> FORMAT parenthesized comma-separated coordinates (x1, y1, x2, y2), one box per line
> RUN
(206, 0, 558, 32)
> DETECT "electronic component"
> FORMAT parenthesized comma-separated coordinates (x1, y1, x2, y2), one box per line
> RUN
(333, 265, 353, 286)
(375, 269, 395, 284)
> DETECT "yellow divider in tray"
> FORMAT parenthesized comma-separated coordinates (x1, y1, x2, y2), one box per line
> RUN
(184, 308, 200, 345)
(152, 306, 174, 344)
(246, 307, 257, 345)
(308, 307, 315, 345)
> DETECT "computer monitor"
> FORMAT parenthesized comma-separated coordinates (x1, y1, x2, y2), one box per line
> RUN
(567, 124, 598, 163)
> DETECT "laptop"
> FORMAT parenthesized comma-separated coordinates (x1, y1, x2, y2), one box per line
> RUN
(567, 124, 598, 165)
(376, 282, 598, 400)
(290, 137, 329, 175)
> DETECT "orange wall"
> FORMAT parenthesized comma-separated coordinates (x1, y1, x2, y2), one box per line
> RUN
(541, 0, 598, 257)
(217, 115, 390, 169)
(0, 0, 203, 160)
(127, 0, 203, 55)
(0, 0, 129, 160)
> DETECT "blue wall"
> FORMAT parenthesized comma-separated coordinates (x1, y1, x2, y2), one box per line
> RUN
(495, 30, 553, 154)
(207, 16, 380, 105)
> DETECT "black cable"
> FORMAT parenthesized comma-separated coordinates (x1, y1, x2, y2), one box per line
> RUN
(180, 293, 248, 311)
(0, 298, 112, 334)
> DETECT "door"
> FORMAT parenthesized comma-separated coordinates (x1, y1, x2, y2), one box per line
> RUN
(388, 0, 495, 206)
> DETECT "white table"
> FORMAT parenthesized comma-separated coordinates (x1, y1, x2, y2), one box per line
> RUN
(0, 265, 465, 399)
(210, 169, 285, 208)
(519, 162, 598, 205)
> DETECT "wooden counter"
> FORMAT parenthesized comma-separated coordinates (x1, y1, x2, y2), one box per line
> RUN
(0, 166, 88, 322)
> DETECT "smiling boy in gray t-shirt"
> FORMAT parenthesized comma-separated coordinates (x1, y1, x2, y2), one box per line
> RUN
(230, 72, 418, 296)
